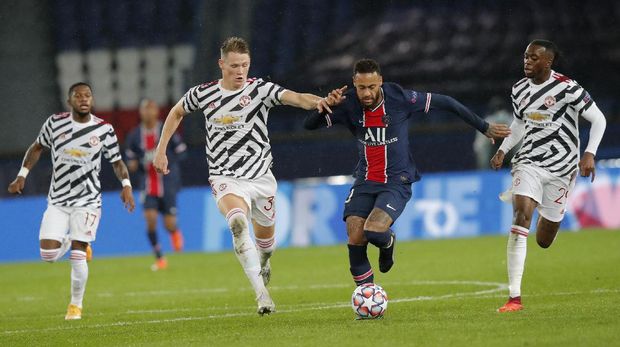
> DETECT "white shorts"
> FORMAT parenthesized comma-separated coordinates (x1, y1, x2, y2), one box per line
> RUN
(209, 171, 277, 227)
(39, 204, 101, 243)
(511, 164, 577, 222)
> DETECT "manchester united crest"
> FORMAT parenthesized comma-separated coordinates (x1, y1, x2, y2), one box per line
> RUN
(544, 95, 556, 107)
(239, 95, 252, 108)
(89, 136, 100, 146)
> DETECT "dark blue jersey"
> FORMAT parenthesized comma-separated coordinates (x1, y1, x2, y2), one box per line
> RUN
(305, 82, 489, 184)
(125, 122, 186, 195)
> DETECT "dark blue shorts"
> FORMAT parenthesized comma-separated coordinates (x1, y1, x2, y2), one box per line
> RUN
(142, 192, 177, 215)
(343, 181, 412, 223)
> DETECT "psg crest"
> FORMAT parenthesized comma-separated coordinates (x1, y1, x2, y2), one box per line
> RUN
(382, 114, 391, 125)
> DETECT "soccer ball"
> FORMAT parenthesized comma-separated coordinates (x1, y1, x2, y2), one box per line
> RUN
(351, 283, 388, 319)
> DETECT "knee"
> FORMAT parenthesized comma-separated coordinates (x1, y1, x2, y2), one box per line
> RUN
(536, 234, 553, 249)
(513, 209, 532, 227)
(226, 208, 247, 237)
(537, 239, 552, 249)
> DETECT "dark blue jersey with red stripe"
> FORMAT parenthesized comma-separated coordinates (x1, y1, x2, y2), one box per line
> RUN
(125, 123, 187, 195)
(323, 82, 432, 184)
(305, 82, 489, 185)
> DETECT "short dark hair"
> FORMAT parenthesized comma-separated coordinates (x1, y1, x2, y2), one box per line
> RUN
(353, 59, 381, 75)
(221, 37, 250, 57)
(529, 39, 561, 65)
(68, 82, 92, 97)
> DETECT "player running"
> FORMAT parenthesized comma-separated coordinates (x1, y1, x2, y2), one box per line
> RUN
(152, 37, 333, 315)
(7, 82, 135, 320)
(304, 59, 510, 286)
(126, 99, 187, 271)
(492, 40, 606, 312)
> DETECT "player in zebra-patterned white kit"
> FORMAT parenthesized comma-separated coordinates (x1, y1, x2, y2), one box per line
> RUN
(7, 83, 135, 320)
(153, 37, 333, 315)
(491, 40, 606, 312)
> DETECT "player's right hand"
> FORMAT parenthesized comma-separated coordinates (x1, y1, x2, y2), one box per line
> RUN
(490, 150, 505, 170)
(485, 123, 511, 144)
(153, 152, 170, 175)
(7, 176, 25, 194)
(328, 85, 347, 106)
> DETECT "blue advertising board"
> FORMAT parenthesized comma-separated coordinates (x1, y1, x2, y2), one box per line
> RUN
(1, 168, 618, 262)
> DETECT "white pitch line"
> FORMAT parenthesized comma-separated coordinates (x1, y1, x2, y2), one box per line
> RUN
(0, 280, 507, 335)
(3, 284, 618, 336)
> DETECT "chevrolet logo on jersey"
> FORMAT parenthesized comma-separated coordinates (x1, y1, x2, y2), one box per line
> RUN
(527, 112, 551, 122)
(213, 114, 240, 125)
(63, 148, 89, 158)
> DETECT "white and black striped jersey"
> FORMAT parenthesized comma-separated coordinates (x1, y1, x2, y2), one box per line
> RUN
(182, 78, 287, 179)
(37, 113, 122, 208)
(510, 71, 595, 178)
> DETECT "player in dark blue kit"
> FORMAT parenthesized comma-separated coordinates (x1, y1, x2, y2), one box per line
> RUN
(126, 99, 187, 270)
(305, 59, 510, 285)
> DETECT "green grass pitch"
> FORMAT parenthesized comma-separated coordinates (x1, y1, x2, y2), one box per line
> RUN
(1, 229, 618, 346)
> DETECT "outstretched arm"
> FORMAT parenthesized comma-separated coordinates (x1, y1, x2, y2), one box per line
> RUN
(7, 142, 45, 194)
(153, 99, 187, 174)
(430, 94, 511, 140)
(303, 86, 348, 130)
(280, 90, 335, 114)
(112, 160, 135, 212)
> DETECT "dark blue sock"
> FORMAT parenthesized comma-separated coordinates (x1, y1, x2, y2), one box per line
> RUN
(364, 230, 391, 248)
(348, 244, 374, 285)
(147, 231, 163, 259)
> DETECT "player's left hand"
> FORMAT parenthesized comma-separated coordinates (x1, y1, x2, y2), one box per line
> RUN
(120, 186, 135, 212)
(317, 98, 333, 114)
(578, 152, 596, 182)
(484, 123, 511, 144)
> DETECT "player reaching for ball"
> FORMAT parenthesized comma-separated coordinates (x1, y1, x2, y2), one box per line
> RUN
(304, 59, 510, 286)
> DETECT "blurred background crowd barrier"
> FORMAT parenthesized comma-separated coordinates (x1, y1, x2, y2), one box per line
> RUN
(2, 168, 618, 262)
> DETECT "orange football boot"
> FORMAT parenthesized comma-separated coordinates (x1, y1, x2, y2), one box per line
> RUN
(498, 297, 523, 312)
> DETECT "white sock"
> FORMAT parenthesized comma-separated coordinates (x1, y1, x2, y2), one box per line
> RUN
(70, 250, 88, 308)
(39, 237, 72, 263)
(255, 235, 275, 268)
(226, 208, 267, 299)
(507, 225, 528, 298)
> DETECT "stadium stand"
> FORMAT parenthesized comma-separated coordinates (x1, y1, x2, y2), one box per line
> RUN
(0, 0, 618, 197)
